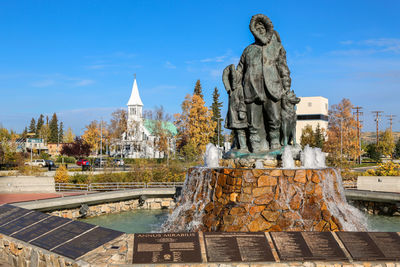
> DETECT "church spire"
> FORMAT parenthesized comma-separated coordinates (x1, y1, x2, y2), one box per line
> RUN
(127, 76, 143, 122)
(127, 76, 143, 106)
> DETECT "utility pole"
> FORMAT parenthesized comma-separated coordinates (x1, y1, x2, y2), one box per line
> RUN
(386, 114, 396, 132)
(100, 118, 103, 167)
(372, 111, 384, 145)
(353, 106, 363, 164)
(340, 118, 343, 168)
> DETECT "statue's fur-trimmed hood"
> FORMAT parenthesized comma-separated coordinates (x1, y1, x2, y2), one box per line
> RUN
(249, 14, 274, 45)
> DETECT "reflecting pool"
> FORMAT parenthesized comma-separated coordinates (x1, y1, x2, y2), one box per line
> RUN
(80, 209, 169, 233)
(366, 214, 400, 232)
(80, 209, 400, 233)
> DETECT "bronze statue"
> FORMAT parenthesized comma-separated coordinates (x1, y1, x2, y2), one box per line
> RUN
(223, 14, 299, 156)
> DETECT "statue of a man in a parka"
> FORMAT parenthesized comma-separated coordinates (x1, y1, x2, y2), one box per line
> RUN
(236, 14, 292, 152)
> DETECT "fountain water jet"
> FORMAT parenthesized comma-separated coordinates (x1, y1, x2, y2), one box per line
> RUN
(163, 147, 367, 232)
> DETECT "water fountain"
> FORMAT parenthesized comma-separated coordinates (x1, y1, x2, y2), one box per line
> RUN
(163, 145, 367, 232)
(164, 13, 367, 233)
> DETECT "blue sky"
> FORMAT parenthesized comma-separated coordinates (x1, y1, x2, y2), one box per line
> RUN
(1, 0, 400, 134)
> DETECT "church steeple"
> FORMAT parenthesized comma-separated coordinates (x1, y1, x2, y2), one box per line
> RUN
(127, 77, 143, 122)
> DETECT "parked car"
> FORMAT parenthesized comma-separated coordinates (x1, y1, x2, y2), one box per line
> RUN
(94, 158, 107, 167)
(24, 159, 46, 167)
(76, 159, 90, 166)
(113, 159, 125, 166)
(45, 160, 55, 167)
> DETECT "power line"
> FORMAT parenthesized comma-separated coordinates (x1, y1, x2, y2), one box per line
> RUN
(371, 111, 384, 145)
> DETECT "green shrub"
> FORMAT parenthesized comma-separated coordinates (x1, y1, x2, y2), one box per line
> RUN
(69, 173, 90, 184)
(56, 156, 76, 163)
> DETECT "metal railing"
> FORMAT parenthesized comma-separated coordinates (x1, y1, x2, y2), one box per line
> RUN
(342, 180, 357, 189)
(55, 182, 184, 192)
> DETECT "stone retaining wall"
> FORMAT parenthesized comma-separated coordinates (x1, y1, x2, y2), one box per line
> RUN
(48, 197, 175, 219)
(3, 232, 400, 267)
(349, 199, 400, 216)
(0, 234, 78, 267)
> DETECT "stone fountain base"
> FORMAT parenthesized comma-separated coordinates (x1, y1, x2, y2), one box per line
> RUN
(163, 167, 366, 232)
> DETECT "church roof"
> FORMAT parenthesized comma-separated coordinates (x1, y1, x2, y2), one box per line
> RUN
(144, 119, 178, 136)
(127, 78, 143, 106)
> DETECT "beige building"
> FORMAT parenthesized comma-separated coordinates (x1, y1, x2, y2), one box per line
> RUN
(295, 96, 329, 143)
(47, 143, 69, 156)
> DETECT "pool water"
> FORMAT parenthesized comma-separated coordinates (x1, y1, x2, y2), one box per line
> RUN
(80, 210, 400, 233)
(366, 213, 400, 232)
(80, 209, 170, 233)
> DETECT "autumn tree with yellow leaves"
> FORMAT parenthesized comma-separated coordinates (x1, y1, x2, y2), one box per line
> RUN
(82, 121, 100, 153)
(174, 92, 216, 160)
(82, 120, 109, 154)
(378, 129, 395, 157)
(324, 98, 360, 166)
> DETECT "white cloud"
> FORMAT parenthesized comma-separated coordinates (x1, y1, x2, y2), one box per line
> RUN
(74, 79, 95, 86)
(200, 55, 227, 63)
(335, 38, 400, 55)
(340, 40, 354, 45)
(165, 61, 176, 69)
(31, 80, 56, 87)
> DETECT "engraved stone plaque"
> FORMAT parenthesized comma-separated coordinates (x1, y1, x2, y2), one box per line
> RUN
(12, 216, 70, 242)
(368, 232, 400, 260)
(270, 232, 313, 261)
(31, 221, 95, 250)
(301, 232, 347, 260)
(0, 204, 32, 226)
(52, 227, 124, 259)
(336, 232, 386, 261)
(0, 211, 48, 235)
(204, 232, 274, 262)
(133, 232, 202, 264)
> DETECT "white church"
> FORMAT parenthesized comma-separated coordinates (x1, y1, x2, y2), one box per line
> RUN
(118, 78, 177, 158)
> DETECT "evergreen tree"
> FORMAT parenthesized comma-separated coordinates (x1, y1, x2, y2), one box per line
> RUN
(300, 125, 315, 148)
(193, 80, 204, 99)
(36, 114, 44, 137)
(49, 113, 59, 143)
(314, 124, 325, 149)
(59, 122, 64, 143)
(210, 87, 223, 146)
(28, 118, 36, 135)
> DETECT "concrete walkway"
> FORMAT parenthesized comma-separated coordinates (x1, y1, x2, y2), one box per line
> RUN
(0, 192, 87, 204)
(12, 187, 176, 211)
(345, 189, 400, 203)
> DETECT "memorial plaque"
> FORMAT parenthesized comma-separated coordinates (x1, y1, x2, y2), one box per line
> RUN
(336, 232, 386, 261)
(204, 232, 274, 262)
(52, 227, 124, 259)
(270, 232, 313, 261)
(12, 216, 70, 242)
(31, 221, 95, 250)
(133, 232, 202, 264)
(368, 232, 400, 260)
(301, 232, 347, 261)
(0, 204, 32, 226)
(0, 211, 48, 235)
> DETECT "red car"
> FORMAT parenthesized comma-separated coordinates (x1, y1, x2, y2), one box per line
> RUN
(76, 159, 89, 166)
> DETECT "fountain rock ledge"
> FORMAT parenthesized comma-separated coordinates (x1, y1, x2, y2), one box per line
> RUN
(163, 167, 366, 232)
